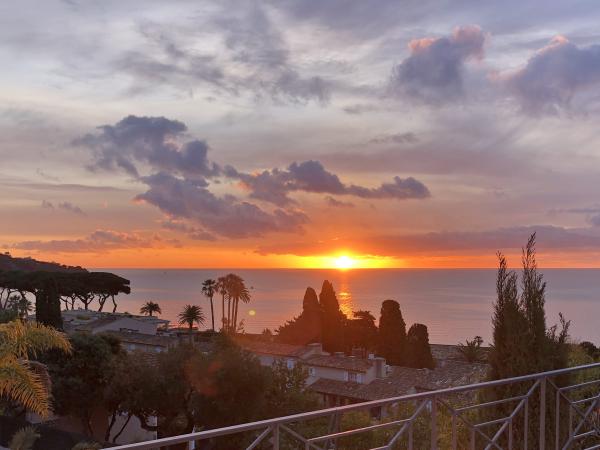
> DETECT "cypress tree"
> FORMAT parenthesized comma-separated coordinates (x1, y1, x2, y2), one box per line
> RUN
(35, 275, 63, 329)
(377, 299, 407, 365)
(406, 323, 435, 369)
(319, 280, 345, 352)
(487, 233, 570, 448)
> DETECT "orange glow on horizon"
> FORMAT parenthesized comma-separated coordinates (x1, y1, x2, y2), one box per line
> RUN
(7, 246, 600, 269)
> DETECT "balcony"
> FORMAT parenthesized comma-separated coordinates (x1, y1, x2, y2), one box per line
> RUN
(105, 362, 600, 450)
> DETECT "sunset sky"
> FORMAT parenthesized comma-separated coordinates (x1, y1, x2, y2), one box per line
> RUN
(3, 0, 600, 268)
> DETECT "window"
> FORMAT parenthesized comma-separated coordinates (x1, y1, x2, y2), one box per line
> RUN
(286, 359, 295, 369)
(348, 372, 361, 383)
(308, 367, 316, 376)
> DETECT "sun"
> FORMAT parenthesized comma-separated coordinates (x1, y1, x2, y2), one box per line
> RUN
(334, 255, 354, 270)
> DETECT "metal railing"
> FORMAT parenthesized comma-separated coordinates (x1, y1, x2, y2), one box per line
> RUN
(105, 362, 600, 450)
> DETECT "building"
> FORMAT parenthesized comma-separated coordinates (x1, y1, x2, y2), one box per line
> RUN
(61, 309, 169, 336)
(238, 338, 488, 411)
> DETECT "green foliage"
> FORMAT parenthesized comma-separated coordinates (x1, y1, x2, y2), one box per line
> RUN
(377, 299, 407, 365)
(579, 340, 600, 360)
(45, 332, 124, 436)
(487, 234, 570, 448)
(8, 427, 39, 450)
(406, 323, 435, 369)
(457, 336, 484, 362)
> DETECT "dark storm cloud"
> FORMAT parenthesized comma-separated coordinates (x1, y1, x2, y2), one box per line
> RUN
(502, 36, 600, 114)
(76, 115, 219, 180)
(76, 115, 429, 237)
(256, 225, 600, 257)
(227, 160, 431, 206)
(136, 172, 308, 238)
(389, 25, 486, 103)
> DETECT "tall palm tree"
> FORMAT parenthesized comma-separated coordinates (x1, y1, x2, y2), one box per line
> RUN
(0, 320, 71, 417)
(225, 274, 251, 334)
(216, 276, 228, 332)
(178, 305, 205, 345)
(139, 301, 162, 317)
(201, 279, 217, 331)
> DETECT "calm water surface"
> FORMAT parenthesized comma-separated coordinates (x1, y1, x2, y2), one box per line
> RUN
(101, 269, 600, 345)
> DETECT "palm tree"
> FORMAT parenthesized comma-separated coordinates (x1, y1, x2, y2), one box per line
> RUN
(139, 301, 162, 317)
(225, 274, 251, 334)
(178, 305, 205, 345)
(201, 279, 217, 331)
(0, 320, 71, 417)
(216, 276, 228, 332)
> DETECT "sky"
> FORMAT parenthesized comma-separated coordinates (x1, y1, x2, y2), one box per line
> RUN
(2, 0, 600, 268)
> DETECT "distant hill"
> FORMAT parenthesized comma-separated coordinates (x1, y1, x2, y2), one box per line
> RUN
(0, 252, 87, 273)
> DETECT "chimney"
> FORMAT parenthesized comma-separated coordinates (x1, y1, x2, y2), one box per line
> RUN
(307, 342, 323, 356)
(374, 357, 386, 378)
(368, 353, 375, 360)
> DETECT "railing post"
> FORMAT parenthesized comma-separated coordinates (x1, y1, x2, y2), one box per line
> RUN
(430, 395, 438, 450)
(540, 377, 546, 450)
(273, 424, 279, 450)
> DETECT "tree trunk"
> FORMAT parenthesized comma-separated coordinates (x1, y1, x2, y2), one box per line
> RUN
(189, 324, 194, 345)
(209, 296, 215, 331)
(221, 294, 225, 331)
(233, 298, 239, 333)
(227, 297, 231, 333)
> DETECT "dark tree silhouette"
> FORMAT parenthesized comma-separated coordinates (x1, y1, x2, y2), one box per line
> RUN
(487, 234, 570, 448)
(346, 310, 378, 354)
(140, 301, 162, 317)
(179, 304, 205, 345)
(405, 323, 435, 369)
(201, 279, 217, 331)
(276, 287, 323, 345)
(319, 280, 346, 352)
(377, 299, 407, 365)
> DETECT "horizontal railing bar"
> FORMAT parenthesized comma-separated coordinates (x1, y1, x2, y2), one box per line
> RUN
(560, 379, 600, 392)
(307, 418, 411, 442)
(476, 416, 511, 428)
(574, 430, 598, 440)
(103, 362, 600, 449)
(573, 396, 600, 405)
(455, 394, 529, 412)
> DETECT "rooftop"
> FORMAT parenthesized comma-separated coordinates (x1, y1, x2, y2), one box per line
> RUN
(235, 338, 314, 358)
(102, 330, 179, 348)
(308, 360, 488, 401)
(302, 354, 374, 372)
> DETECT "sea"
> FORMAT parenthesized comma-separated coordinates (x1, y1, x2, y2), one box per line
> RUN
(101, 269, 600, 345)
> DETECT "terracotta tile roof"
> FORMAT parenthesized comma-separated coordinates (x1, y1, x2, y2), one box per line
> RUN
(308, 378, 366, 399)
(303, 355, 373, 373)
(236, 338, 312, 358)
(308, 360, 489, 402)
